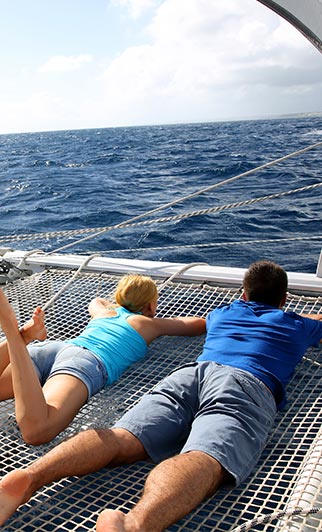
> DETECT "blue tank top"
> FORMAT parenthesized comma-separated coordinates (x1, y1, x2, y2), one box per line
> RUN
(69, 306, 147, 385)
(197, 299, 322, 409)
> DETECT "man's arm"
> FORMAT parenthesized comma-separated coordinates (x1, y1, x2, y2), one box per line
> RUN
(301, 313, 322, 320)
(301, 313, 322, 343)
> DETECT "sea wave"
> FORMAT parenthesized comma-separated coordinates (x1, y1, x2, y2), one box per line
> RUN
(0, 116, 321, 273)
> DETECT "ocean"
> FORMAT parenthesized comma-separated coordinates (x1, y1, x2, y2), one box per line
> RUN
(0, 115, 321, 274)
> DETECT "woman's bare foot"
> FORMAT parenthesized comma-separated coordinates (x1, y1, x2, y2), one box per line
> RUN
(0, 469, 33, 526)
(0, 290, 19, 331)
(20, 307, 47, 344)
(0, 291, 46, 344)
(96, 509, 142, 532)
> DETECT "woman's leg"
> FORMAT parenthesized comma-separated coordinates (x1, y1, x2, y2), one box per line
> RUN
(0, 298, 46, 400)
(0, 290, 87, 444)
(29, 373, 89, 444)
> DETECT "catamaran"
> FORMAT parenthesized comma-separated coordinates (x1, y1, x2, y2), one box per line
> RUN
(0, 1, 321, 531)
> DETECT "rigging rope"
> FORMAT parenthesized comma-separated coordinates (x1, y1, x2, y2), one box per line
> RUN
(49, 181, 322, 253)
(230, 506, 322, 532)
(1, 141, 321, 530)
(0, 140, 321, 252)
(48, 140, 322, 253)
(0, 179, 321, 249)
(159, 263, 209, 288)
(42, 254, 101, 311)
(99, 235, 322, 254)
(41, 259, 208, 310)
(36, 253, 209, 312)
(31, 142, 322, 321)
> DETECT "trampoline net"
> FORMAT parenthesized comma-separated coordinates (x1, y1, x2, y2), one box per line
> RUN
(0, 269, 321, 532)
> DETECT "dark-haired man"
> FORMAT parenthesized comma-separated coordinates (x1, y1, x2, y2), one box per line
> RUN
(0, 261, 321, 532)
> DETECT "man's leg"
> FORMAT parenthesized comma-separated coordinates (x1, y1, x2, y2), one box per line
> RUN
(0, 428, 147, 526)
(96, 450, 227, 532)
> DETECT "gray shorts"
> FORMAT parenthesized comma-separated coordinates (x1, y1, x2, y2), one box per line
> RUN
(28, 341, 108, 399)
(113, 361, 277, 486)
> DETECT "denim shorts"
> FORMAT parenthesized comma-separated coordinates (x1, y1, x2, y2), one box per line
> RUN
(28, 341, 108, 399)
(114, 361, 277, 486)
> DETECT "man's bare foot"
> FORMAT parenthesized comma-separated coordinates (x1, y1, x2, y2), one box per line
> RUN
(20, 307, 47, 344)
(0, 469, 33, 526)
(96, 509, 142, 532)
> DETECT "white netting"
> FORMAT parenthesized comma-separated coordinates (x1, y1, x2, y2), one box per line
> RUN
(0, 270, 321, 532)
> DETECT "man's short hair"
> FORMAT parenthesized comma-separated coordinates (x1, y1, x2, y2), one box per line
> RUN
(243, 260, 288, 307)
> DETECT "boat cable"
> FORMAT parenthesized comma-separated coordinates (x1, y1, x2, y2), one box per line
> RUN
(17, 257, 205, 315)
(0, 178, 321, 252)
(95, 234, 322, 254)
(50, 181, 322, 254)
(230, 505, 322, 532)
(159, 262, 209, 288)
(41, 254, 101, 311)
(25, 253, 206, 310)
(0, 140, 321, 253)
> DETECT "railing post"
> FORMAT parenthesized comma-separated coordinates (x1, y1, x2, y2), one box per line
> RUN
(316, 249, 322, 278)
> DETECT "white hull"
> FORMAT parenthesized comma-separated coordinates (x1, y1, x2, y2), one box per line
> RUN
(2, 249, 322, 296)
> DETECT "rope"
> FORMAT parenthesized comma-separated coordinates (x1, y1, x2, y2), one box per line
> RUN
(42, 254, 101, 311)
(52, 181, 322, 253)
(0, 141, 321, 251)
(40, 261, 206, 315)
(16, 249, 44, 269)
(0, 180, 321, 249)
(159, 263, 209, 289)
(92, 235, 322, 254)
(41, 261, 205, 318)
(230, 506, 322, 532)
(47, 140, 322, 253)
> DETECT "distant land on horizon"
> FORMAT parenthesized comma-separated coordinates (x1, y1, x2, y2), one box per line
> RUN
(1, 111, 322, 137)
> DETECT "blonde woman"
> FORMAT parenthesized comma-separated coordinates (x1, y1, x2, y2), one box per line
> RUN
(0, 274, 205, 445)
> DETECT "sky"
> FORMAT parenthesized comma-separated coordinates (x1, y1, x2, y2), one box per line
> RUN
(0, 0, 321, 134)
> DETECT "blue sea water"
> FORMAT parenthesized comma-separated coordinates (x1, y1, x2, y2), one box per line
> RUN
(0, 116, 321, 273)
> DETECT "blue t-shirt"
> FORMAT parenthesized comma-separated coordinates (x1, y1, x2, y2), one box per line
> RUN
(69, 306, 147, 385)
(197, 299, 322, 409)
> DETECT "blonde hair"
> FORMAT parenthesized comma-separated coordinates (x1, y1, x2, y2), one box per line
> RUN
(115, 274, 158, 313)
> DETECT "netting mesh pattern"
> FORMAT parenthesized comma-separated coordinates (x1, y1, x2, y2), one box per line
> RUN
(0, 270, 321, 532)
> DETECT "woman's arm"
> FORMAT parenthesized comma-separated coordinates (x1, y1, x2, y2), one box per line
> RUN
(88, 298, 116, 319)
(153, 316, 206, 337)
(128, 315, 206, 344)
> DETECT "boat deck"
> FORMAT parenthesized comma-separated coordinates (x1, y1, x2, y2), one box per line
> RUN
(0, 269, 321, 531)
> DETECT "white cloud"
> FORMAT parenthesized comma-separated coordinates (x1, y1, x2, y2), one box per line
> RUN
(0, 92, 64, 133)
(1, 0, 321, 134)
(112, 0, 160, 19)
(39, 54, 93, 73)
(98, 0, 322, 125)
